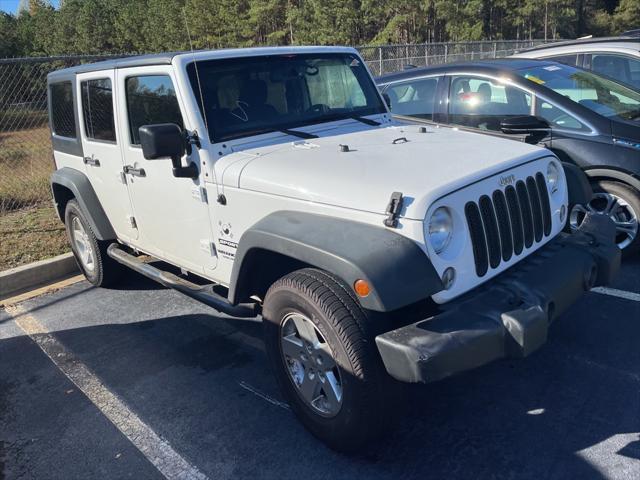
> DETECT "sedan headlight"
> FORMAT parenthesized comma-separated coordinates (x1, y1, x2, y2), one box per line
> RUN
(427, 207, 453, 254)
(547, 162, 560, 194)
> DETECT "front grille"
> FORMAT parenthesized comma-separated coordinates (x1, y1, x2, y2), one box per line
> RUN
(465, 173, 552, 277)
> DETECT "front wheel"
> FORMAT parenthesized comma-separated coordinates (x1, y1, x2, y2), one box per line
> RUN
(262, 268, 395, 452)
(569, 180, 640, 257)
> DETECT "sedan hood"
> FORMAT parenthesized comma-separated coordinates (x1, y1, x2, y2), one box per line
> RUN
(215, 123, 548, 220)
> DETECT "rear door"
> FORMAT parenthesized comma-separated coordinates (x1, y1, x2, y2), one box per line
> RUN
(77, 70, 138, 242)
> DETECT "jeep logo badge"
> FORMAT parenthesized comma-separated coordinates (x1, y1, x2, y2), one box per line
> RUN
(500, 174, 516, 186)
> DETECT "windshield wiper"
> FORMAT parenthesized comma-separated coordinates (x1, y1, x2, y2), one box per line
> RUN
(279, 128, 318, 139)
(349, 115, 381, 126)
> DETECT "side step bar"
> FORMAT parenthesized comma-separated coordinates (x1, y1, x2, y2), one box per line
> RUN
(107, 244, 257, 318)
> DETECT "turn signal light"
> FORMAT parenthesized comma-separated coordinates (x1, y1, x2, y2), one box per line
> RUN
(354, 279, 371, 297)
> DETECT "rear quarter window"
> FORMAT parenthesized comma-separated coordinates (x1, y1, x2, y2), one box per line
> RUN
(50, 81, 76, 138)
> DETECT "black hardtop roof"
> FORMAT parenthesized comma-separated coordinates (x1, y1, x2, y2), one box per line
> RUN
(376, 57, 559, 83)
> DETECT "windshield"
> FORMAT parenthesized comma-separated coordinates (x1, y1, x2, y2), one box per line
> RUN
(516, 64, 640, 123)
(187, 53, 386, 142)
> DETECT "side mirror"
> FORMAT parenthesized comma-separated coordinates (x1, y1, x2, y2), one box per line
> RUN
(139, 123, 198, 179)
(382, 93, 392, 109)
(500, 115, 550, 135)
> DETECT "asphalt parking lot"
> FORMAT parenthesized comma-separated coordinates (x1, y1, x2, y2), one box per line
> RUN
(1, 258, 639, 480)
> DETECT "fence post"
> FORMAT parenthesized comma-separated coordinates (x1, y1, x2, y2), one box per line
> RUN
(493, 41, 497, 58)
(424, 42, 428, 66)
(378, 47, 383, 76)
(444, 44, 448, 63)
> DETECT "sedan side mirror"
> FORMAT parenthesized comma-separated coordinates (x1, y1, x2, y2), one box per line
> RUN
(500, 115, 550, 135)
(139, 123, 198, 179)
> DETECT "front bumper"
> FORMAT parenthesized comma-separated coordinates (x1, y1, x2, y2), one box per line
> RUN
(375, 213, 621, 383)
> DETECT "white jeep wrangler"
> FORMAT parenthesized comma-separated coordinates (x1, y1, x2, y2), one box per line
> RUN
(48, 46, 620, 452)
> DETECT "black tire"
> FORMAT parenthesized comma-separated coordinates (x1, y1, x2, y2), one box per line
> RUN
(64, 199, 122, 287)
(593, 180, 640, 258)
(263, 268, 396, 453)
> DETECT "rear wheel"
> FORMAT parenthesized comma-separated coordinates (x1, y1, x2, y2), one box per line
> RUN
(262, 268, 395, 452)
(569, 180, 640, 257)
(65, 199, 122, 286)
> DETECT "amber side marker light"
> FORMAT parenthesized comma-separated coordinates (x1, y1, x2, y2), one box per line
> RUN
(354, 279, 371, 297)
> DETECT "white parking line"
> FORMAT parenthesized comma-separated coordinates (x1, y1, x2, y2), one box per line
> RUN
(591, 287, 640, 302)
(238, 381, 290, 411)
(6, 304, 211, 480)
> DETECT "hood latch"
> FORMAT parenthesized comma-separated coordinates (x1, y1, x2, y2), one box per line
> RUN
(383, 192, 404, 228)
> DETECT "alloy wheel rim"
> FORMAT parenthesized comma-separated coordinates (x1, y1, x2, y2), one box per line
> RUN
(569, 192, 639, 250)
(280, 312, 343, 417)
(71, 216, 95, 272)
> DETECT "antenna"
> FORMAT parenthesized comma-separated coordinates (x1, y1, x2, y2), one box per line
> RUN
(182, 7, 225, 203)
(182, 8, 210, 134)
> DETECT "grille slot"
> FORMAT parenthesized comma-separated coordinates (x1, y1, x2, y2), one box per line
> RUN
(505, 186, 524, 255)
(465, 202, 489, 277)
(466, 173, 552, 277)
(492, 190, 513, 262)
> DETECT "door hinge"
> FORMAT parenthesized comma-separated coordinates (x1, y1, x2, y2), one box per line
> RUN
(200, 239, 217, 257)
(128, 215, 138, 229)
(192, 186, 208, 203)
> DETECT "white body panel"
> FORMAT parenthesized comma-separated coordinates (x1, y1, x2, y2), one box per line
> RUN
(216, 123, 545, 219)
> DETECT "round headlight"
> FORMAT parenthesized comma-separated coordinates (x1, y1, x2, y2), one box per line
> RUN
(428, 207, 453, 254)
(547, 162, 560, 194)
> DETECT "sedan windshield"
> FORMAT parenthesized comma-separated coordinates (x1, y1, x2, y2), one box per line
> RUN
(187, 53, 386, 142)
(516, 64, 640, 123)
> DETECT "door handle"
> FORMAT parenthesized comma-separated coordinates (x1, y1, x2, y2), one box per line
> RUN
(83, 155, 100, 166)
(123, 165, 146, 177)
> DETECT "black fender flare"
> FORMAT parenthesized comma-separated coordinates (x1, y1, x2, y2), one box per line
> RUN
(50, 167, 116, 241)
(228, 211, 444, 312)
(583, 167, 640, 193)
(561, 162, 593, 205)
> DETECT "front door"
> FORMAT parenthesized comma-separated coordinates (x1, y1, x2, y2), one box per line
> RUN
(77, 70, 138, 243)
(115, 66, 217, 274)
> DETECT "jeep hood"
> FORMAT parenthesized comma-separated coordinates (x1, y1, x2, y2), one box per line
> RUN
(215, 124, 548, 220)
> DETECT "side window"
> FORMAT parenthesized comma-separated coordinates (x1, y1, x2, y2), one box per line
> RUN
(537, 101, 589, 131)
(81, 78, 116, 142)
(50, 82, 76, 138)
(449, 76, 532, 131)
(545, 54, 578, 66)
(126, 75, 184, 145)
(591, 54, 640, 89)
(385, 77, 438, 119)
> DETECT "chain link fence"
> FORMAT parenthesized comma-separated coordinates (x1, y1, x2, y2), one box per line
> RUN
(0, 40, 552, 268)
(0, 56, 111, 214)
(359, 40, 550, 76)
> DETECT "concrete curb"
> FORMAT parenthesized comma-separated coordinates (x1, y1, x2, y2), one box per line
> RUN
(0, 252, 79, 300)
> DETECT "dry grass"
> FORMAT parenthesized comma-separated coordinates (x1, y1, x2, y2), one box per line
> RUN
(0, 205, 69, 271)
(0, 127, 54, 212)
(0, 126, 65, 270)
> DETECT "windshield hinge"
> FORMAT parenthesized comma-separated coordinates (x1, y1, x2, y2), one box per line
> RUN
(383, 192, 404, 228)
(185, 130, 201, 155)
